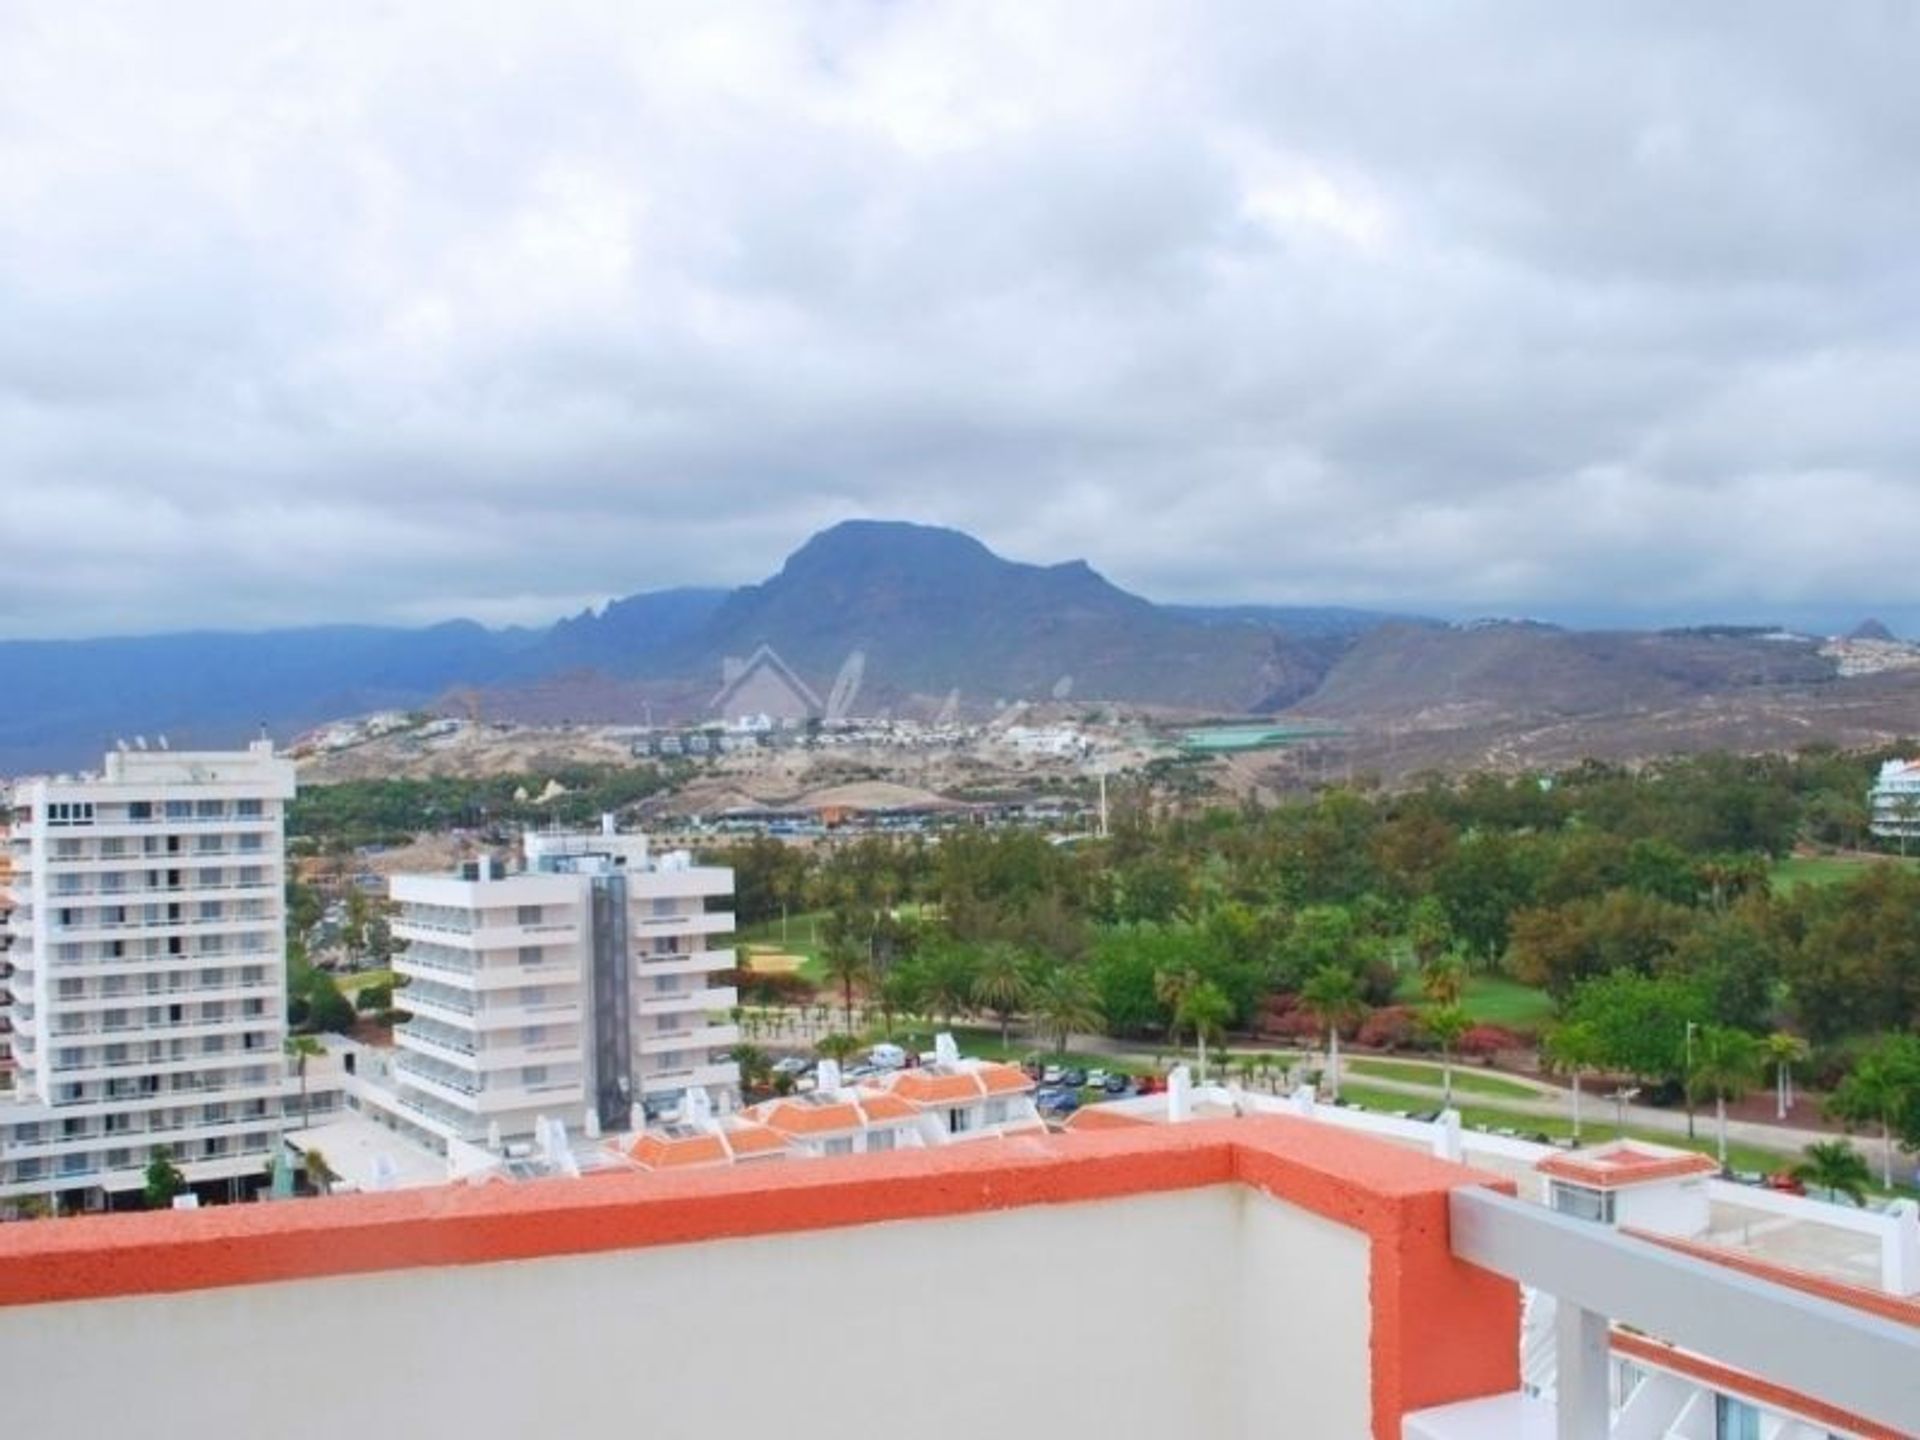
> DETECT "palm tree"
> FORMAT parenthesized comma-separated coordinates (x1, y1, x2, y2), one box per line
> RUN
(1765, 1031, 1810, 1121)
(1154, 968, 1198, 1044)
(877, 964, 924, 1039)
(1300, 966, 1366, 1100)
(921, 945, 978, 1030)
(730, 1042, 772, 1100)
(1422, 1005, 1472, 1109)
(1544, 1020, 1604, 1144)
(283, 1034, 324, 1130)
(1691, 1026, 1763, 1168)
(1829, 1038, 1920, 1188)
(818, 941, 871, 1035)
(1793, 1139, 1872, 1205)
(1031, 967, 1103, 1055)
(1173, 980, 1233, 1084)
(815, 1032, 863, 1068)
(971, 943, 1031, 1047)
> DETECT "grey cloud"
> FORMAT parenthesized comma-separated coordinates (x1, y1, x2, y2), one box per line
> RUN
(3, 1, 1919, 637)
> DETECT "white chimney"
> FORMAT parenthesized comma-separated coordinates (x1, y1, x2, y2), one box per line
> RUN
(817, 1059, 843, 1094)
(1168, 1065, 1192, 1123)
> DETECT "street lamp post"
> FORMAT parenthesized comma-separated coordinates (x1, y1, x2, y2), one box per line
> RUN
(1684, 1021, 1699, 1140)
(1611, 1085, 1641, 1136)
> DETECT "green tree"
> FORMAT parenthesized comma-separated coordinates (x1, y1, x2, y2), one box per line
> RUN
(304, 1147, 336, 1196)
(876, 962, 924, 1039)
(1828, 1035, 1920, 1188)
(1031, 967, 1103, 1054)
(143, 1147, 186, 1209)
(1422, 1005, 1472, 1110)
(1543, 1020, 1605, 1144)
(819, 940, 872, 1034)
(730, 1042, 772, 1099)
(284, 1034, 324, 1130)
(1300, 965, 1366, 1100)
(1173, 980, 1233, 1084)
(1690, 1026, 1763, 1168)
(1563, 971, 1707, 1085)
(971, 942, 1031, 1047)
(1792, 1139, 1872, 1206)
(919, 944, 978, 1029)
(815, 1032, 864, 1067)
(1419, 953, 1468, 1009)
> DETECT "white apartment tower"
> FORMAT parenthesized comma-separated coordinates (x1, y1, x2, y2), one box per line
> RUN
(384, 823, 737, 1152)
(0, 742, 296, 1209)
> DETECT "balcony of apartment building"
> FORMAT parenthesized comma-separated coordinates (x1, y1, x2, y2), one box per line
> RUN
(635, 1021, 742, 1058)
(392, 944, 580, 992)
(631, 943, 737, 979)
(389, 911, 582, 954)
(0, 1119, 1517, 1439)
(0, 1117, 1910, 1440)
(393, 1054, 583, 1114)
(629, 907, 735, 940)
(634, 983, 738, 1017)
(637, 1057, 740, 1095)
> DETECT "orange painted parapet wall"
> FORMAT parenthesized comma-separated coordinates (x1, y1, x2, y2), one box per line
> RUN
(0, 1117, 1520, 1440)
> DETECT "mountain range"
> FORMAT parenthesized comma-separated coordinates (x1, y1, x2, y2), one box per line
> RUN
(0, 519, 1909, 774)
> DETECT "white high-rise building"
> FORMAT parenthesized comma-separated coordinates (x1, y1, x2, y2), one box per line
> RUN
(0, 741, 297, 1210)
(380, 824, 737, 1153)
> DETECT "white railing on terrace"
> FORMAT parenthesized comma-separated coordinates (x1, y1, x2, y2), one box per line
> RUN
(1443, 1187, 1920, 1440)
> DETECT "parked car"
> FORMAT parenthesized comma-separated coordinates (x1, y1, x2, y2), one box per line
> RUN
(1060, 1068, 1088, 1089)
(1036, 1089, 1081, 1116)
(1041, 1065, 1065, 1085)
(1764, 1171, 1807, 1196)
(770, 1056, 813, 1077)
(868, 1043, 907, 1070)
(1102, 1073, 1131, 1095)
(1085, 1069, 1109, 1090)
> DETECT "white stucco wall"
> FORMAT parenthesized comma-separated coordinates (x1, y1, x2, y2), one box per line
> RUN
(0, 1184, 1375, 1440)
(1615, 1177, 1710, 1239)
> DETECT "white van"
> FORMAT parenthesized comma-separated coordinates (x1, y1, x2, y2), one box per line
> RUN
(869, 1043, 908, 1070)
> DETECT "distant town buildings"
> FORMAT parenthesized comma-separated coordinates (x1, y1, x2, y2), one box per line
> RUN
(0, 742, 297, 1210)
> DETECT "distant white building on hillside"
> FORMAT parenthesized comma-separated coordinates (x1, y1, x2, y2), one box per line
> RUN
(1869, 759, 1920, 839)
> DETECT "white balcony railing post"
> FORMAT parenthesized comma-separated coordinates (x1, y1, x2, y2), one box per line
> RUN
(1554, 1302, 1608, 1440)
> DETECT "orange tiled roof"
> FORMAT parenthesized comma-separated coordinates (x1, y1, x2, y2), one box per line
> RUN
(886, 1070, 985, 1105)
(976, 1063, 1037, 1096)
(884, 1061, 1033, 1107)
(747, 1096, 867, 1136)
(852, 1091, 918, 1124)
(628, 1131, 730, 1170)
(724, 1126, 790, 1159)
(1537, 1143, 1718, 1189)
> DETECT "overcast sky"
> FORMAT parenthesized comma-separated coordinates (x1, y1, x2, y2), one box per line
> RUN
(4, 2, 1920, 639)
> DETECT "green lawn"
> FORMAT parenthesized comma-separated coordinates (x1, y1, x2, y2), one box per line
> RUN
(1389, 972, 1554, 1030)
(334, 968, 396, 997)
(1345, 1057, 1540, 1100)
(734, 910, 830, 983)
(1769, 853, 1920, 894)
